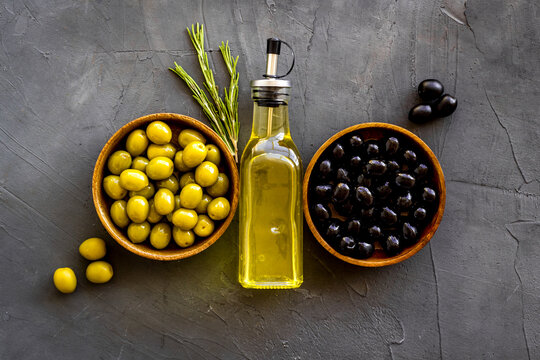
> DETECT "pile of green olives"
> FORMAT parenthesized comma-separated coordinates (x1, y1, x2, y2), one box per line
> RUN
(103, 121, 231, 250)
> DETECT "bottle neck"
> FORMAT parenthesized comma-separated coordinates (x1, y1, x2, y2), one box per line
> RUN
(251, 102, 290, 138)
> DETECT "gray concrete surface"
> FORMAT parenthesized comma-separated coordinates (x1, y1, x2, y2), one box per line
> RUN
(1, 0, 539, 359)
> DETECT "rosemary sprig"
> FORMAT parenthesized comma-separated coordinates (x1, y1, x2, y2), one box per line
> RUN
(169, 23, 240, 161)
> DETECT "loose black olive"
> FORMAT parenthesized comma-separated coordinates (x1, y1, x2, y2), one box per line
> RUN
(402, 222, 418, 243)
(357, 242, 374, 259)
(333, 183, 350, 203)
(408, 104, 433, 124)
(347, 219, 362, 236)
(383, 235, 401, 256)
(403, 150, 417, 164)
(422, 187, 437, 202)
(357, 174, 372, 188)
(414, 207, 427, 221)
(314, 184, 333, 201)
(395, 173, 416, 189)
(387, 160, 400, 173)
(376, 181, 393, 199)
(434, 94, 458, 117)
(332, 143, 346, 161)
(418, 79, 444, 102)
(349, 135, 363, 149)
(385, 137, 400, 156)
(355, 186, 374, 206)
(313, 203, 330, 220)
(319, 160, 333, 179)
(366, 143, 379, 157)
(366, 160, 387, 176)
(368, 225, 382, 239)
(336, 168, 351, 183)
(325, 220, 343, 241)
(380, 207, 398, 225)
(397, 192, 413, 209)
(339, 236, 356, 255)
(350, 156, 362, 169)
(335, 200, 355, 217)
(414, 164, 428, 179)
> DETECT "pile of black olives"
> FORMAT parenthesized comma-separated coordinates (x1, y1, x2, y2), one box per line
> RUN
(409, 79, 457, 123)
(309, 133, 439, 259)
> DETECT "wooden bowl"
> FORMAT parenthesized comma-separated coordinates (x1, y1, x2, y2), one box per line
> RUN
(92, 113, 239, 261)
(303, 122, 445, 267)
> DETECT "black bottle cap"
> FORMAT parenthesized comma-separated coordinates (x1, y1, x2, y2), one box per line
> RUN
(267, 38, 281, 54)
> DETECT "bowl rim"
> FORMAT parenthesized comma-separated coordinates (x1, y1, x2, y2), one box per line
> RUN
(303, 122, 446, 267)
(92, 112, 239, 261)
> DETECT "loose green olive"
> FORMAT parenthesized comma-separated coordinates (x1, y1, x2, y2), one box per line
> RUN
(154, 188, 175, 215)
(53, 267, 77, 294)
(126, 196, 149, 223)
(166, 195, 181, 222)
(119, 169, 149, 191)
(147, 199, 163, 223)
(174, 151, 193, 172)
(195, 194, 213, 214)
(172, 227, 195, 248)
(110, 200, 130, 228)
(206, 173, 229, 197)
(156, 175, 179, 194)
(171, 208, 198, 230)
(205, 144, 221, 165)
(86, 261, 113, 284)
(147, 143, 176, 160)
(103, 175, 128, 200)
(131, 156, 149, 172)
(146, 157, 174, 180)
(127, 221, 151, 243)
(129, 183, 155, 199)
(146, 121, 172, 145)
(150, 223, 171, 249)
(79, 237, 106, 260)
(180, 183, 203, 209)
(193, 215, 214, 237)
(126, 129, 149, 156)
(207, 197, 231, 221)
(107, 150, 132, 175)
(179, 172, 196, 188)
(178, 129, 206, 148)
(183, 141, 208, 168)
(195, 161, 219, 187)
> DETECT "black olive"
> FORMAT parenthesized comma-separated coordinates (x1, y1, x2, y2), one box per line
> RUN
(350, 156, 362, 169)
(349, 135, 363, 149)
(325, 220, 343, 241)
(414, 164, 428, 179)
(361, 207, 375, 220)
(333, 183, 350, 203)
(335, 200, 355, 217)
(395, 173, 416, 189)
(376, 181, 393, 199)
(366, 143, 379, 157)
(383, 235, 401, 256)
(332, 143, 346, 161)
(422, 187, 437, 202)
(357, 242, 374, 259)
(414, 207, 427, 221)
(355, 186, 374, 206)
(313, 203, 330, 220)
(314, 184, 333, 201)
(434, 94, 458, 117)
(397, 192, 413, 209)
(368, 225, 382, 239)
(385, 137, 400, 156)
(402, 222, 418, 243)
(408, 104, 433, 124)
(403, 150, 417, 164)
(366, 160, 387, 176)
(380, 207, 398, 225)
(347, 219, 362, 236)
(336, 168, 351, 183)
(387, 160, 400, 173)
(339, 237, 356, 255)
(418, 79, 444, 102)
(357, 174, 372, 188)
(319, 159, 333, 179)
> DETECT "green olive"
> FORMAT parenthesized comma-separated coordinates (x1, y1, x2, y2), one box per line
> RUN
(147, 143, 176, 160)
(195, 194, 213, 214)
(195, 161, 219, 187)
(110, 200, 130, 228)
(173, 151, 193, 172)
(182, 141, 208, 168)
(79, 237, 106, 261)
(206, 173, 229, 197)
(156, 175, 179, 194)
(166, 195, 181, 222)
(146, 121, 172, 145)
(126, 129, 149, 156)
(146, 157, 174, 180)
(205, 144, 221, 165)
(179, 183, 203, 209)
(147, 199, 163, 223)
(126, 195, 149, 223)
(150, 223, 171, 249)
(107, 150, 132, 175)
(193, 215, 214, 237)
(171, 208, 198, 230)
(153, 188, 175, 216)
(179, 172, 196, 188)
(172, 227, 195, 248)
(119, 169, 149, 191)
(86, 261, 113, 284)
(53, 267, 77, 294)
(103, 175, 128, 200)
(129, 183, 155, 199)
(131, 156, 149, 172)
(207, 197, 231, 221)
(127, 221, 151, 243)
(178, 128, 206, 148)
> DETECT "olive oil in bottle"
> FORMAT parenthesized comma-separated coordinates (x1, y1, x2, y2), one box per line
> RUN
(239, 38, 303, 289)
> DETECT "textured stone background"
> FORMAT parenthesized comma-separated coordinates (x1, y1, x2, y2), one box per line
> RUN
(1, 0, 539, 359)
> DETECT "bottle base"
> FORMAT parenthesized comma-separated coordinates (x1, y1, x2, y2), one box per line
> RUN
(239, 279, 303, 289)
